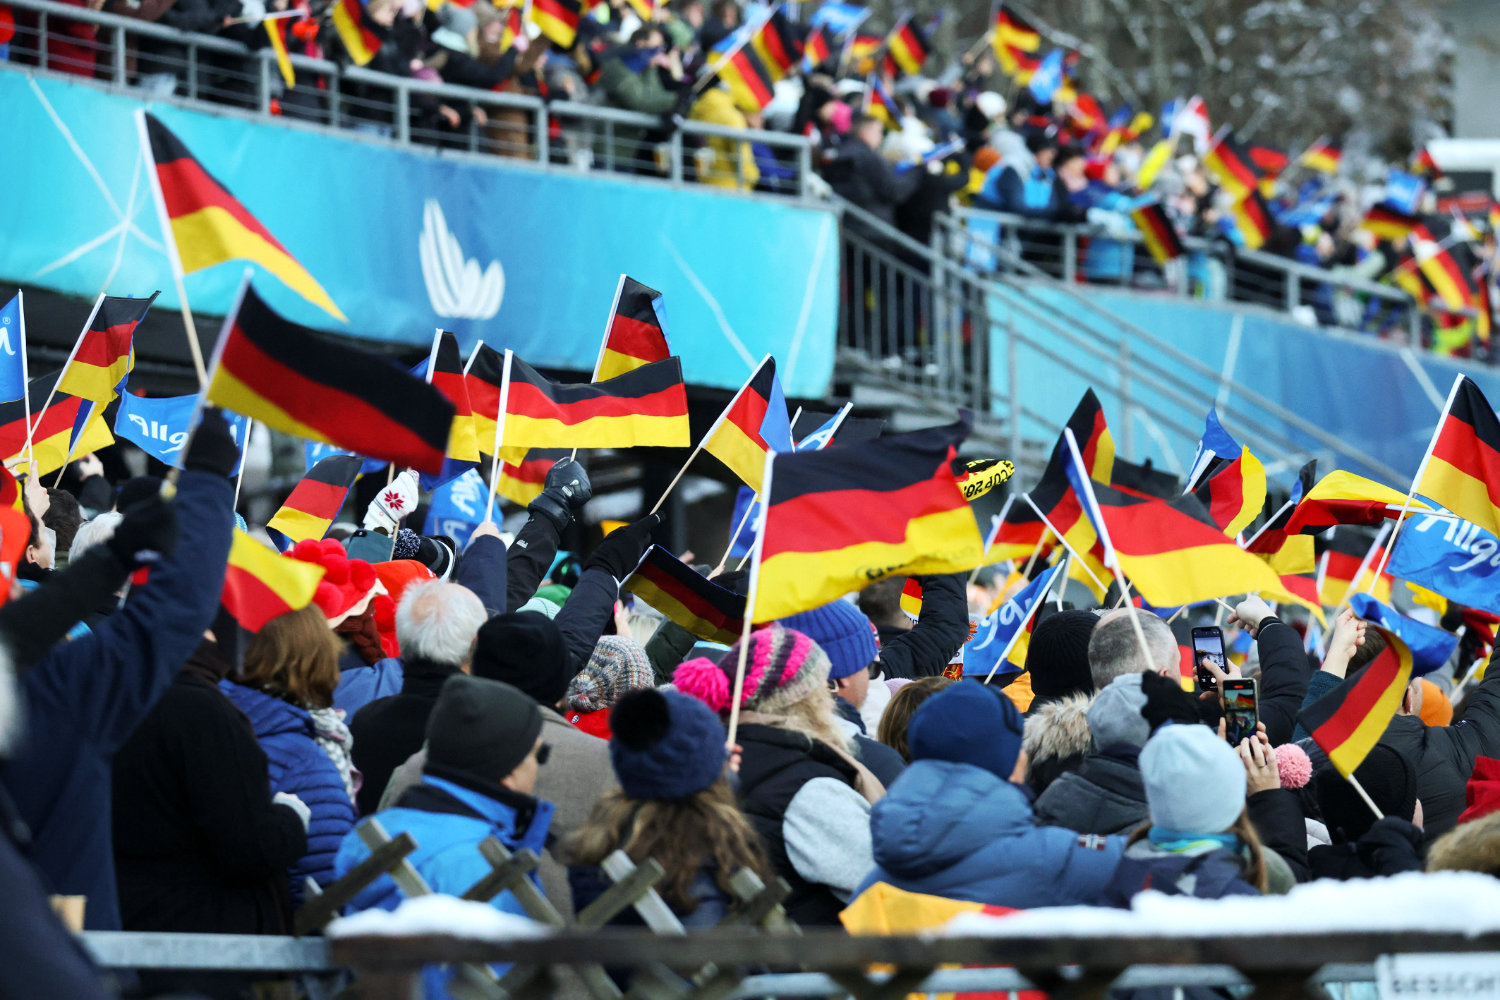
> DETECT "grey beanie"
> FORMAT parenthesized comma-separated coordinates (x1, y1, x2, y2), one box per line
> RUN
(1139, 724, 1245, 834)
(1086, 674, 1151, 752)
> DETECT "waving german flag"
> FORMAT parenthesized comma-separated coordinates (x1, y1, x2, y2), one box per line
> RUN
(267, 454, 363, 544)
(205, 284, 453, 472)
(528, 0, 583, 48)
(139, 112, 345, 323)
(883, 18, 928, 77)
(1230, 191, 1274, 251)
(58, 293, 159, 403)
(222, 529, 326, 632)
(496, 447, 568, 507)
(626, 545, 746, 645)
(0, 371, 113, 477)
(1360, 204, 1419, 242)
(802, 26, 831, 73)
(750, 9, 799, 81)
(502, 354, 689, 461)
(992, 6, 1039, 64)
(1130, 202, 1183, 265)
(1301, 141, 1342, 175)
(752, 417, 985, 622)
(1414, 376, 1500, 540)
(595, 276, 671, 383)
(1192, 448, 1266, 538)
(704, 356, 792, 493)
(710, 32, 776, 112)
(330, 0, 381, 65)
(465, 343, 506, 455)
(1203, 132, 1259, 200)
(1317, 529, 1391, 606)
(1299, 624, 1412, 777)
(1283, 470, 1428, 535)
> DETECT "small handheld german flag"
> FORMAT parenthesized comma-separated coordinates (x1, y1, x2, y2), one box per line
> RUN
(1129, 202, 1183, 266)
(1301, 141, 1342, 175)
(267, 454, 363, 544)
(703, 356, 793, 493)
(593, 276, 671, 383)
(496, 447, 569, 507)
(528, 0, 584, 48)
(709, 29, 777, 112)
(222, 529, 326, 632)
(1298, 623, 1412, 779)
(57, 293, 159, 404)
(331, 0, 381, 65)
(0, 371, 114, 478)
(883, 17, 928, 77)
(499, 353, 690, 461)
(625, 545, 747, 645)
(1414, 375, 1500, 542)
(1202, 132, 1260, 201)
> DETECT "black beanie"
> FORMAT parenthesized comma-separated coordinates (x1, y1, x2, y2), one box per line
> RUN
(423, 674, 542, 788)
(1313, 743, 1417, 843)
(1026, 608, 1098, 706)
(471, 611, 571, 706)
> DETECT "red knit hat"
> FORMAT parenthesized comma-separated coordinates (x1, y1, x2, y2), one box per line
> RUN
(371, 559, 435, 658)
(285, 539, 377, 625)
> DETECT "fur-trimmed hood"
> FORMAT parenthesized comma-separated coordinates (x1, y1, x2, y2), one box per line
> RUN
(1022, 692, 1092, 794)
(1428, 812, 1500, 876)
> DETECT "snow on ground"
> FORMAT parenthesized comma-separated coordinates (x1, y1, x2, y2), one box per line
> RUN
(943, 872, 1500, 938)
(327, 896, 552, 940)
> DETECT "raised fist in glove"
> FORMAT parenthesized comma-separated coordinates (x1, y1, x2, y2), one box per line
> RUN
(364, 469, 419, 535)
(1138, 668, 1201, 734)
(184, 409, 241, 479)
(584, 514, 661, 582)
(528, 458, 592, 533)
(107, 489, 179, 570)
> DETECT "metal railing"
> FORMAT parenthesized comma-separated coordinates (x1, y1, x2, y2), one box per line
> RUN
(3, 0, 815, 199)
(953, 206, 1423, 343)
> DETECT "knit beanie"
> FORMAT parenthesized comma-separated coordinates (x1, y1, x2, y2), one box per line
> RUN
(780, 600, 878, 681)
(907, 679, 1024, 781)
(609, 688, 727, 800)
(518, 597, 561, 620)
(1086, 673, 1151, 752)
(673, 624, 830, 715)
(1139, 724, 1246, 834)
(1026, 609, 1098, 705)
(535, 584, 572, 607)
(424, 675, 542, 788)
(567, 636, 654, 714)
(393, 527, 422, 561)
(1313, 743, 1417, 843)
(471, 611, 571, 706)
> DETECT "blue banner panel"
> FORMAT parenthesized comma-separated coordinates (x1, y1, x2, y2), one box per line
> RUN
(0, 74, 838, 397)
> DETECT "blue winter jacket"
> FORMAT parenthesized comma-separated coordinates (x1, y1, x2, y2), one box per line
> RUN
(335, 774, 554, 999)
(334, 657, 405, 716)
(220, 682, 357, 906)
(857, 759, 1123, 908)
(2, 468, 233, 930)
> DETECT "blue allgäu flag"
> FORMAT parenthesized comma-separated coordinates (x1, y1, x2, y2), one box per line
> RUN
(1382, 170, 1427, 215)
(1348, 592, 1458, 677)
(0, 295, 24, 404)
(964, 563, 1065, 678)
(115, 392, 248, 475)
(424, 468, 487, 546)
(1387, 512, 1500, 618)
(1027, 49, 1065, 104)
(809, 0, 869, 35)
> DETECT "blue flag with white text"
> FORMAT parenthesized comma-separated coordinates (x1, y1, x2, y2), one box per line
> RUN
(964, 563, 1065, 678)
(115, 393, 248, 475)
(1348, 592, 1458, 677)
(0, 295, 23, 404)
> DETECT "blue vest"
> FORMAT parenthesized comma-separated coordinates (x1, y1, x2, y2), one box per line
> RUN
(1022, 167, 1057, 211)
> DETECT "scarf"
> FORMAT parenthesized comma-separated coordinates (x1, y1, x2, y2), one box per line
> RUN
(308, 706, 362, 800)
(737, 710, 885, 803)
(1147, 826, 1240, 854)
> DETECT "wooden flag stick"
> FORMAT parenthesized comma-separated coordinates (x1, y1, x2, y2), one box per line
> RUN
(1020, 492, 1109, 595)
(1346, 772, 1385, 821)
(726, 450, 774, 750)
(483, 350, 514, 525)
(1368, 375, 1462, 591)
(1054, 552, 1070, 609)
(1020, 525, 1050, 577)
(134, 111, 208, 386)
(714, 500, 758, 576)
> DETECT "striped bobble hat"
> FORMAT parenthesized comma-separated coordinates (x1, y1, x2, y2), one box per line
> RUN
(673, 624, 831, 715)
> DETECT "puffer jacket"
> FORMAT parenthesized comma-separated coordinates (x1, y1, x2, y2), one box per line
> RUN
(857, 759, 1122, 908)
(220, 682, 357, 906)
(1033, 751, 1148, 836)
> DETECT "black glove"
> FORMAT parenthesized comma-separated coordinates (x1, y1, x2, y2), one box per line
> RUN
(1139, 669, 1201, 734)
(584, 514, 661, 581)
(528, 459, 592, 533)
(712, 568, 750, 596)
(106, 490, 179, 571)
(183, 409, 240, 479)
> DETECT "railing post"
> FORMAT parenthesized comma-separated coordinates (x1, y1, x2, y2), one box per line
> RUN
(736, 138, 746, 190)
(395, 85, 410, 144)
(604, 120, 615, 172)
(112, 19, 127, 84)
(328, 76, 341, 128)
(187, 42, 198, 100)
(669, 129, 683, 185)
(1007, 313, 1021, 462)
(1062, 228, 1077, 284)
(1286, 271, 1300, 314)
(38, 9, 47, 69)
(1118, 336, 1135, 460)
(257, 52, 272, 116)
(536, 103, 549, 165)
(797, 140, 812, 201)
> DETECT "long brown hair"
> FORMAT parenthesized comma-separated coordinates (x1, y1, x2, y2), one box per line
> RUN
(241, 605, 344, 709)
(876, 677, 953, 762)
(565, 779, 774, 915)
(1125, 808, 1269, 893)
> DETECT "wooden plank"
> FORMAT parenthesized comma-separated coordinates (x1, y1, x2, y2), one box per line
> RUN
(294, 832, 418, 936)
(358, 820, 431, 901)
(460, 844, 538, 904)
(582, 854, 677, 933)
(475, 840, 568, 929)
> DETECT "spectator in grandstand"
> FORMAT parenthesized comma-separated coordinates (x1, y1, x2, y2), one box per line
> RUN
(974, 132, 1087, 223)
(858, 679, 1122, 908)
(696, 0, 738, 52)
(690, 83, 760, 191)
(676, 624, 881, 925)
(1073, 158, 1151, 285)
(567, 688, 774, 928)
(336, 675, 553, 992)
(598, 25, 687, 175)
(662, 0, 705, 52)
(824, 113, 921, 227)
(220, 605, 360, 906)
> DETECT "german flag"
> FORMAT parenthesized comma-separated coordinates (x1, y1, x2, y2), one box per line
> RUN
(704, 356, 792, 493)
(1317, 530, 1391, 606)
(265, 16, 295, 87)
(1275, 572, 1327, 628)
(1301, 141, 1342, 174)
(865, 74, 900, 128)
(899, 576, 923, 620)
(1248, 146, 1289, 176)
(465, 343, 505, 455)
(423, 331, 480, 466)
(0, 465, 20, 515)
(330, 0, 381, 65)
(595, 276, 670, 383)
(1416, 376, 1500, 541)
(528, 0, 583, 48)
(1299, 624, 1412, 777)
(1231, 191, 1274, 251)
(801, 26, 831, 74)
(750, 9, 799, 82)
(992, 6, 1039, 70)
(57, 293, 159, 403)
(0, 371, 113, 477)
(1192, 448, 1267, 538)
(1411, 148, 1443, 179)
(1412, 225, 1475, 312)
(1130, 202, 1184, 265)
(1245, 525, 1316, 577)
(221, 529, 326, 633)
(496, 448, 567, 507)
(1283, 470, 1428, 535)
(502, 354, 690, 461)
(625, 545, 747, 645)
(752, 417, 986, 622)
(499, 4, 523, 51)
(884, 18, 928, 77)
(267, 454, 363, 543)
(204, 284, 454, 473)
(1202, 133, 1260, 200)
(711, 35, 776, 112)
(1360, 204, 1419, 243)
(140, 112, 345, 322)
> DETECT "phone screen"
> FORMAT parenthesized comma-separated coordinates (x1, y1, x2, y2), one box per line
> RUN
(1191, 627, 1226, 689)
(1222, 679, 1259, 745)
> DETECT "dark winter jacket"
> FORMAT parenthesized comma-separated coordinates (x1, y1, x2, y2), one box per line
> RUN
(333, 656, 405, 716)
(1033, 751, 1148, 836)
(455, 533, 508, 618)
(113, 643, 307, 937)
(1249, 618, 1314, 747)
(1101, 837, 1260, 907)
(504, 514, 563, 614)
(825, 133, 921, 227)
(220, 682, 357, 905)
(859, 759, 1122, 908)
(1308, 817, 1425, 880)
(350, 655, 462, 815)
(3, 468, 233, 930)
(834, 696, 907, 788)
(875, 573, 969, 680)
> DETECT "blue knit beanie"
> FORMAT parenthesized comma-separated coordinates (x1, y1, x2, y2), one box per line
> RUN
(609, 688, 727, 800)
(780, 600, 878, 681)
(907, 679, 1024, 781)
